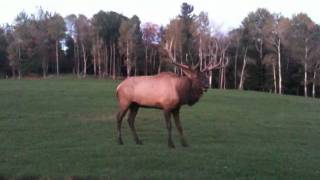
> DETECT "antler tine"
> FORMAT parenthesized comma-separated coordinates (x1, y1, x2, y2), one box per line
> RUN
(192, 61, 200, 71)
(201, 59, 220, 72)
(164, 39, 190, 70)
(201, 55, 230, 72)
(164, 39, 174, 61)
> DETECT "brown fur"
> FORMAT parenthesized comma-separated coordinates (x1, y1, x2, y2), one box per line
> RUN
(116, 70, 209, 148)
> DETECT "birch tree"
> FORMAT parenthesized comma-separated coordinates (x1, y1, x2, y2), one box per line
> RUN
(264, 15, 290, 94)
(75, 14, 91, 78)
(47, 13, 65, 77)
(290, 13, 317, 97)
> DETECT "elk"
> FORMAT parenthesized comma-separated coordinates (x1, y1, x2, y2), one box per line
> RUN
(116, 41, 227, 148)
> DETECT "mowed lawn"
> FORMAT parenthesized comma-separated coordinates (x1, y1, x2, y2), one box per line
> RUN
(0, 78, 320, 179)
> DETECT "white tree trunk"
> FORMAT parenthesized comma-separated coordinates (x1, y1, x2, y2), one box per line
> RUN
(273, 61, 277, 94)
(199, 37, 203, 71)
(109, 44, 113, 78)
(126, 40, 131, 77)
(105, 47, 108, 77)
(55, 40, 59, 77)
(82, 43, 87, 78)
(145, 46, 148, 75)
(304, 46, 308, 97)
(312, 71, 316, 98)
(97, 45, 101, 77)
(112, 43, 116, 80)
(234, 44, 239, 88)
(239, 47, 248, 90)
(277, 39, 282, 94)
(18, 44, 21, 79)
(209, 70, 213, 88)
(174, 44, 177, 74)
(93, 45, 97, 76)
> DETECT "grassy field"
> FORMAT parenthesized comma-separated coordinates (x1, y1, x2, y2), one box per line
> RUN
(0, 77, 320, 179)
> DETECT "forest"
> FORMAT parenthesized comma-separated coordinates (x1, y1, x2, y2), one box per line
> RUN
(0, 3, 319, 97)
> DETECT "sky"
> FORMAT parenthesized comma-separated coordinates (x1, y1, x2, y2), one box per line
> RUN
(1, 0, 319, 31)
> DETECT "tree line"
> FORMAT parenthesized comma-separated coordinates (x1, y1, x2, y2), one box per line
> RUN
(0, 3, 319, 97)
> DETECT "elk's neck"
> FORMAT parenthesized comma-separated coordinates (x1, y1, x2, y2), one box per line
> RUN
(177, 78, 203, 106)
(187, 80, 203, 106)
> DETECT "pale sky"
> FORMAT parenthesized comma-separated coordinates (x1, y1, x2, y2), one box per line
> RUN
(1, 0, 319, 31)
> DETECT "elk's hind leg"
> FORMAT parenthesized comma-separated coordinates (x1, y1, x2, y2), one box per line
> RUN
(116, 105, 129, 145)
(127, 104, 142, 145)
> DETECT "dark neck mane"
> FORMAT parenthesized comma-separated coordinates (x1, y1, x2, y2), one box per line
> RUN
(187, 80, 203, 106)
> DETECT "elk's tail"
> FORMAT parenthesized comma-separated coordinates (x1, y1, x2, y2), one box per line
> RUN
(115, 83, 122, 100)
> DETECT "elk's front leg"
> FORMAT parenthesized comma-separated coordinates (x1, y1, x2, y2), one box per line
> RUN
(172, 108, 188, 147)
(164, 110, 175, 148)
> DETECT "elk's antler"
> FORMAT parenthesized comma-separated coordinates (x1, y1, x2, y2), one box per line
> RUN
(164, 39, 190, 70)
(201, 57, 229, 72)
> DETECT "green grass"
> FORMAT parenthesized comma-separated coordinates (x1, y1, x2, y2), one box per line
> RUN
(0, 78, 320, 179)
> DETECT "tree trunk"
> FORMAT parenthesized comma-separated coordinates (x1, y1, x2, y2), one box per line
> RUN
(239, 47, 248, 90)
(199, 37, 203, 71)
(234, 43, 239, 89)
(223, 57, 228, 89)
(82, 43, 87, 78)
(134, 53, 137, 76)
(272, 60, 277, 94)
(18, 44, 21, 79)
(109, 44, 112, 78)
(158, 59, 162, 74)
(11, 67, 16, 79)
(112, 43, 116, 80)
(42, 62, 47, 79)
(209, 70, 213, 88)
(76, 44, 80, 78)
(173, 45, 177, 74)
(55, 40, 59, 77)
(312, 70, 316, 98)
(42, 57, 48, 79)
(105, 47, 108, 77)
(73, 43, 76, 75)
(97, 44, 101, 78)
(277, 39, 282, 94)
(145, 46, 148, 75)
(126, 40, 130, 77)
(179, 46, 183, 75)
(18, 68, 21, 80)
(93, 45, 97, 77)
(304, 46, 308, 97)
(219, 66, 222, 89)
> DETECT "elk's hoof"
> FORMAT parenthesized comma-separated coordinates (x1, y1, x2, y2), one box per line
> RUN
(118, 138, 124, 145)
(168, 142, 175, 148)
(136, 140, 143, 145)
(181, 140, 189, 147)
(182, 142, 189, 147)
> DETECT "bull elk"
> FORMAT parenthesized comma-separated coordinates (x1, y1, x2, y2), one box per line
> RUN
(116, 41, 226, 148)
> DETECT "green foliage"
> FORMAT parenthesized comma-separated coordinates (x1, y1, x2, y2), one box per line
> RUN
(92, 11, 126, 44)
(0, 78, 320, 179)
(0, 27, 9, 77)
(179, 2, 197, 64)
(47, 13, 66, 40)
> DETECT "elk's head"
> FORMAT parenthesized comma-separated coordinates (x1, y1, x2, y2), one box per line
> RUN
(165, 40, 227, 93)
(173, 63, 211, 92)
